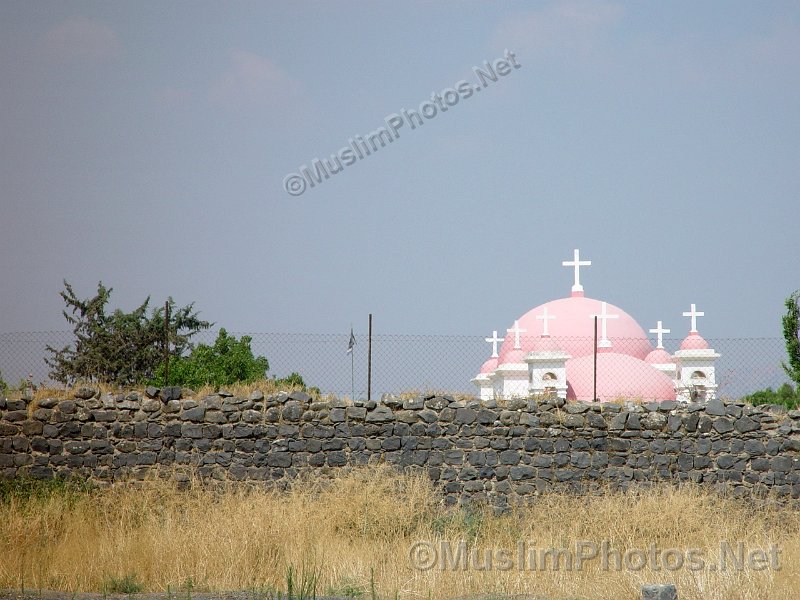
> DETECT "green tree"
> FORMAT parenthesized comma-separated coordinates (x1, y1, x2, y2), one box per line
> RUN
(46, 280, 211, 385)
(155, 328, 269, 388)
(783, 290, 800, 387)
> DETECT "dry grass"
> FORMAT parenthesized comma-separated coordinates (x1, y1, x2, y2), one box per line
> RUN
(189, 380, 328, 402)
(21, 381, 295, 404)
(1, 468, 799, 600)
(18, 380, 332, 416)
(394, 390, 476, 403)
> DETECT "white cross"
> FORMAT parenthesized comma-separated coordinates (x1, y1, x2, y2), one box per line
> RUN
(562, 248, 591, 294)
(506, 320, 527, 350)
(683, 303, 705, 333)
(536, 306, 556, 337)
(484, 330, 504, 358)
(649, 320, 670, 349)
(590, 301, 618, 348)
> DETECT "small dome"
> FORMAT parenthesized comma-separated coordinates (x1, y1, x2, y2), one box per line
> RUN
(680, 332, 709, 350)
(566, 352, 676, 402)
(498, 347, 526, 365)
(480, 357, 498, 374)
(645, 348, 674, 365)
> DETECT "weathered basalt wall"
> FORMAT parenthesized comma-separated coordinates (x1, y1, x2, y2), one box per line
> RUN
(1, 387, 799, 507)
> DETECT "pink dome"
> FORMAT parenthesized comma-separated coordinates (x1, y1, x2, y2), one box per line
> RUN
(645, 348, 674, 365)
(498, 347, 526, 365)
(497, 296, 653, 361)
(680, 332, 709, 350)
(565, 352, 677, 402)
(480, 357, 498, 374)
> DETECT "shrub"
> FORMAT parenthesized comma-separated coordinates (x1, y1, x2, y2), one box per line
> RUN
(155, 328, 269, 388)
(102, 574, 143, 594)
(743, 382, 800, 410)
(0, 475, 94, 506)
(275, 371, 309, 389)
(783, 290, 800, 387)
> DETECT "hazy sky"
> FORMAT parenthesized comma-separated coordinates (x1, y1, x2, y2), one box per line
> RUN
(1, 1, 798, 341)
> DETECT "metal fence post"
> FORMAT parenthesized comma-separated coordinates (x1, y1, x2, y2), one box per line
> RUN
(367, 313, 372, 402)
(164, 300, 170, 386)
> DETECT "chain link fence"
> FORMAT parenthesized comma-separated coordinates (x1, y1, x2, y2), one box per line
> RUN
(0, 330, 791, 400)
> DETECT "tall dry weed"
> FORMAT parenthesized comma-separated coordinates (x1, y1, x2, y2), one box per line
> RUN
(1, 468, 798, 600)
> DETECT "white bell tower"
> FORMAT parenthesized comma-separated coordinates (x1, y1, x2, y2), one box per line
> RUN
(674, 304, 720, 401)
(525, 306, 571, 399)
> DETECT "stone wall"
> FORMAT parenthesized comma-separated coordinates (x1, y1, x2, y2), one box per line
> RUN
(1, 387, 799, 507)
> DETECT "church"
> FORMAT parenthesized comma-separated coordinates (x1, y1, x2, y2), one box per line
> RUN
(472, 250, 720, 402)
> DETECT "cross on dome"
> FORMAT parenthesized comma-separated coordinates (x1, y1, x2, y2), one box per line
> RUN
(682, 303, 705, 333)
(484, 330, 504, 358)
(562, 248, 591, 297)
(649, 320, 670, 349)
(590, 301, 618, 348)
(536, 306, 556, 337)
(507, 320, 527, 350)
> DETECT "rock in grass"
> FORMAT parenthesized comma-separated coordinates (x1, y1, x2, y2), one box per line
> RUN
(641, 584, 677, 600)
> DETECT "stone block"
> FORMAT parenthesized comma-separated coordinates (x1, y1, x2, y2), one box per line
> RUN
(74, 387, 98, 400)
(181, 406, 206, 422)
(455, 408, 477, 424)
(713, 418, 735, 434)
(365, 406, 393, 423)
(563, 414, 585, 428)
(425, 396, 449, 410)
(735, 416, 759, 433)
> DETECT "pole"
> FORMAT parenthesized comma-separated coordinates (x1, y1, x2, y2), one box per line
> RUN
(164, 300, 170, 387)
(593, 315, 598, 402)
(350, 337, 354, 401)
(367, 313, 373, 402)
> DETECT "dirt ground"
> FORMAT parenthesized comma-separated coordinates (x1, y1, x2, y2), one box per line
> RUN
(0, 592, 548, 600)
(0, 592, 356, 600)
(0, 592, 384, 600)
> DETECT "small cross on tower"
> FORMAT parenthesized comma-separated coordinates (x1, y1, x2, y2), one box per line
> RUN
(590, 301, 619, 348)
(562, 248, 591, 297)
(536, 306, 556, 337)
(682, 303, 705, 333)
(649, 320, 670, 349)
(507, 320, 527, 350)
(484, 330, 504, 358)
